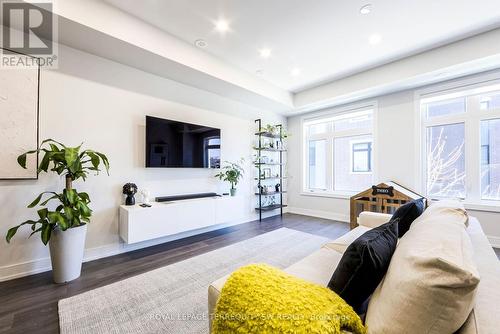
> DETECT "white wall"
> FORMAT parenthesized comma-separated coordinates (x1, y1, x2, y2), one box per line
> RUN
(0, 44, 285, 281)
(287, 78, 500, 246)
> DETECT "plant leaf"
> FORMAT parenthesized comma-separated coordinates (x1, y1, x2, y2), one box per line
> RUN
(87, 151, 100, 170)
(41, 138, 65, 147)
(29, 227, 43, 238)
(64, 147, 79, 169)
(6, 226, 20, 243)
(41, 223, 52, 245)
(5, 220, 37, 242)
(65, 189, 77, 205)
(49, 211, 68, 231)
(40, 194, 60, 206)
(37, 208, 48, 220)
(17, 153, 27, 169)
(95, 152, 110, 174)
(27, 193, 44, 208)
(78, 192, 90, 203)
(64, 206, 74, 221)
(17, 149, 37, 169)
(28, 192, 59, 208)
(38, 151, 52, 173)
(78, 201, 92, 217)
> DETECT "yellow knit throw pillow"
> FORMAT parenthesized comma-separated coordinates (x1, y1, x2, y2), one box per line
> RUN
(212, 263, 367, 334)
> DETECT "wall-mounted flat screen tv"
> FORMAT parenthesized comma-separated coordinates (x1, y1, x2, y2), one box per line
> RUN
(145, 116, 221, 168)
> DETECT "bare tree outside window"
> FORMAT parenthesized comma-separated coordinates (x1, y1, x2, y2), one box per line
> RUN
(426, 125, 466, 198)
(481, 119, 500, 200)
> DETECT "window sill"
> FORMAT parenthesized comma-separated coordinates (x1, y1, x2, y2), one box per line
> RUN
(430, 198, 500, 213)
(463, 201, 500, 213)
(300, 191, 354, 199)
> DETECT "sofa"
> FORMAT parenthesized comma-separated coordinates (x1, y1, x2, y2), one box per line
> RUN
(208, 209, 500, 333)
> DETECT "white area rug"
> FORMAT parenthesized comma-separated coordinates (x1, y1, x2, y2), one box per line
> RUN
(58, 228, 329, 334)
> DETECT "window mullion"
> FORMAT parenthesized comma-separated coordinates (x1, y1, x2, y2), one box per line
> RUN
(327, 138, 334, 191)
(466, 96, 481, 202)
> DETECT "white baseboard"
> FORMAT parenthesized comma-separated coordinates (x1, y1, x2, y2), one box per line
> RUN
(488, 236, 500, 248)
(287, 206, 349, 223)
(0, 215, 257, 282)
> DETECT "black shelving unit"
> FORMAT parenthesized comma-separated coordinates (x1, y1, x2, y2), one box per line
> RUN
(254, 119, 287, 221)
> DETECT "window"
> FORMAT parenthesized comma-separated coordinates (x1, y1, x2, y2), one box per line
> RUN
(425, 123, 465, 198)
(303, 107, 374, 194)
(420, 82, 500, 202)
(352, 141, 372, 173)
(308, 140, 327, 190)
(204, 137, 220, 168)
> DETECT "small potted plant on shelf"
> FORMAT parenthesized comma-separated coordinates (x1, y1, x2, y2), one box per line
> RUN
(5, 139, 109, 283)
(215, 159, 244, 196)
(259, 124, 290, 139)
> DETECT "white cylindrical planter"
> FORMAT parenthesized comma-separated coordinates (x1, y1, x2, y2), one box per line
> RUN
(49, 224, 87, 284)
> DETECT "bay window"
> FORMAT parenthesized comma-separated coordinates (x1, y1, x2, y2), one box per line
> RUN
(303, 106, 375, 195)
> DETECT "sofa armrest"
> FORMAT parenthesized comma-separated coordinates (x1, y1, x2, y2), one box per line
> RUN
(358, 212, 392, 228)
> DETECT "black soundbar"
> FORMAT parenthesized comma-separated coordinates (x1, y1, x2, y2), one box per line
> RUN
(155, 192, 220, 202)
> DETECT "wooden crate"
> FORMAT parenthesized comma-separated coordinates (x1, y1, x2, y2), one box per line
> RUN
(350, 182, 426, 229)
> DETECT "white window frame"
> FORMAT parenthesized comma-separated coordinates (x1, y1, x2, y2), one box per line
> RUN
(301, 102, 377, 198)
(416, 72, 500, 209)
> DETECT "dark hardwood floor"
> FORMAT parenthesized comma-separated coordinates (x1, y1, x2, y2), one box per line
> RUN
(0, 213, 349, 334)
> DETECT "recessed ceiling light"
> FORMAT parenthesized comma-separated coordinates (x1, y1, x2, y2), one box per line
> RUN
(259, 48, 272, 58)
(369, 34, 382, 45)
(194, 39, 208, 48)
(290, 68, 301, 76)
(214, 19, 229, 33)
(360, 4, 372, 15)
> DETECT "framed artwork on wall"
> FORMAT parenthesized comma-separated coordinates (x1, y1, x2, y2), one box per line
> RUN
(0, 48, 40, 179)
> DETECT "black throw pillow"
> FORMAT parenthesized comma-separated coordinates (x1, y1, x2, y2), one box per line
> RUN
(393, 198, 425, 238)
(327, 219, 398, 314)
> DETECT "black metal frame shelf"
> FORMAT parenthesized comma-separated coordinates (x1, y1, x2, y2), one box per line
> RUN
(254, 131, 282, 138)
(253, 162, 285, 166)
(254, 176, 287, 181)
(253, 148, 287, 152)
(254, 191, 287, 196)
(255, 204, 288, 212)
(254, 119, 286, 221)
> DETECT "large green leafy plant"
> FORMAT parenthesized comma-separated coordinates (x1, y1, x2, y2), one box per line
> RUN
(6, 139, 109, 245)
(214, 159, 244, 190)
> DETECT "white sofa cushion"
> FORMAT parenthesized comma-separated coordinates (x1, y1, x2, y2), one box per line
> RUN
(365, 203, 480, 334)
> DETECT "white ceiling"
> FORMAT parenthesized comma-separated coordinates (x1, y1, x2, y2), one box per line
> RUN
(104, 0, 500, 93)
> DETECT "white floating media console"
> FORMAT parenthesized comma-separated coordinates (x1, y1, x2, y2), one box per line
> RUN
(119, 195, 244, 244)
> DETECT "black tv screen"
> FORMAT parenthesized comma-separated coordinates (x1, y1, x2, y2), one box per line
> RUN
(145, 116, 221, 168)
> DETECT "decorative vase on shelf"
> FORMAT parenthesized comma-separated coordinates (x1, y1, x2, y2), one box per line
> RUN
(139, 188, 151, 204)
(123, 183, 137, 206)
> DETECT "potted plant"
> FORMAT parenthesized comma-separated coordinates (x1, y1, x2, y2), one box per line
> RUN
(5, 139, 109, 283)
(215, 159, 244, 196)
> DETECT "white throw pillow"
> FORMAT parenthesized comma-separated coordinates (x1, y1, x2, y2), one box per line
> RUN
(365, 205, 479, 334)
